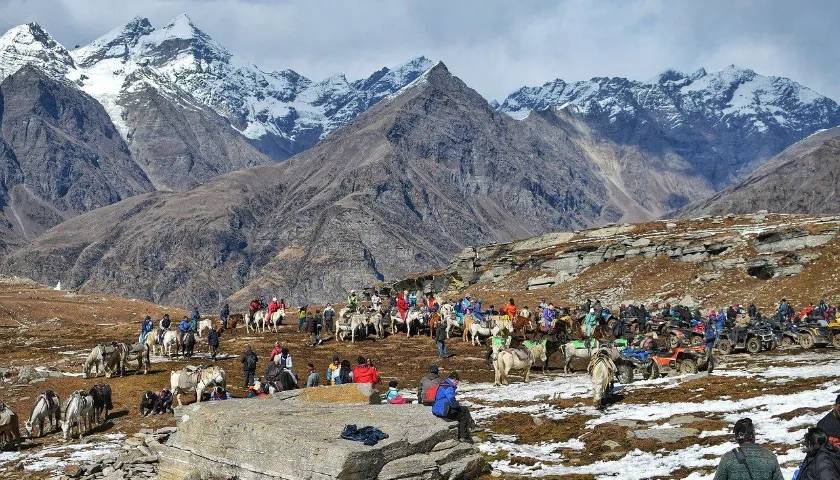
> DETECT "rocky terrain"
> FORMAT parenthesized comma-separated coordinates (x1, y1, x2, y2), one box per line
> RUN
(681, 127, 840, 217)
(499, 65, 840, 188)
(2, 63, 724, 307)
(0, 66, 152, 249)
(391, 213, 840, 312)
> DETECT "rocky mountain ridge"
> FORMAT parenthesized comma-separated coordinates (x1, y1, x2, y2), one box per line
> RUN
(498, 66, 840, 187)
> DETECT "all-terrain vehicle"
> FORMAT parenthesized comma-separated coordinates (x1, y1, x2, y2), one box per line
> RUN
(652, 345, 713, 376)
(615, 348, 659, 384)
(717, 322, 776, 355)
(828, 320, 840, 349)
(795, 321, 831, 349)
(669, 321, 706, 348)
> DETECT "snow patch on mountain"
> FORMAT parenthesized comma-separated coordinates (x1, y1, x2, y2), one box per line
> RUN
(0, 23, 75, 81)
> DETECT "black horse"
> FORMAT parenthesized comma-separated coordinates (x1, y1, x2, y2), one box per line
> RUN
(179, 331, 196, 357)
(88, 384, 112, 424)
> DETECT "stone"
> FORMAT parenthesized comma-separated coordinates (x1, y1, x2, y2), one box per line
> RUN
(101, 466, 115, 476)
(16, 367, 35, 384)
(629, 427, 699, 443)
(64, 464, 83, 478)
(295, 382, 381, 404)
(155, 396, 483, 480)
(602, 440, 622, 450)
(669, 415, 704, 426)
(526, 276, 556, 290)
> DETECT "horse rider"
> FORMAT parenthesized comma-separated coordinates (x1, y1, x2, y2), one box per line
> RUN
(158, 314, 171, 343)
(266, 297, 281, 321)
(427, 293, 439, 313)
(583, 308, 598, 339)
(347, 290, 359, 314)
(370, 292, 382, 312)
(178, 316, 191, 344)
(220, 303, 230, 330)
(139, 315, 153, 344)
(191, 305, 200, 324)
(541, 303, 556, 334)
(408, 290, 418, 308)
(397, 291, 409, 321)
(249, 297, 261, 316)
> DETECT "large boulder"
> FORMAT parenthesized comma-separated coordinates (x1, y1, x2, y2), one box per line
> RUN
(296, 383, 381, 404)
(153, 395, 485, 480)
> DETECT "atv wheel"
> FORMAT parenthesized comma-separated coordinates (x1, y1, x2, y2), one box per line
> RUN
(746, 337, 761, 354)
(669, 334, 680, 348)
(799, 333, 815, 350)
(833, 335, 840, 349)
(780, 335, 793, 348)
(617, 364, 634, 384)
(690, 335, 703, 346)
(646, 362, 660, 380)
(718, 339, 734, 355)
(679, 358, 698, 374)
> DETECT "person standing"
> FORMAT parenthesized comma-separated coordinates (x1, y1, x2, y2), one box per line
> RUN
(297, 307, 307, 332)
(435, 317, 449, 358)
(712, 418, 783, 480)
(323, 304, 335, 336)
(208, 327, 221, 361)
(220, 303, 230, 330)
(240, 345, 258, 388)
(313, 309, 323, 346)
(817, 395, 840, 448)
(704, 318, 717, 373)
(793, 427, 840, 480)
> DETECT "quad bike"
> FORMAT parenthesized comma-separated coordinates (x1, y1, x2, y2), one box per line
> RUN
(669, 322, 706, 348)
(795, 321, 830, 349)
(717, 322, 776, 355)
(652, 345, 713, 376)
(615, 348, 660, 384)
(644, 316, 670, 335)
(829, 320, 840, 349)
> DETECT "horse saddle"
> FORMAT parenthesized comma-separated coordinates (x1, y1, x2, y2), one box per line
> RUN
(570, 340, 591, 349)
(100, 344, 117, 355)
(508, 348, 531, 362)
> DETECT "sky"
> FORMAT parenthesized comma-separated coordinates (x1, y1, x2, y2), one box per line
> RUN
(1, 0, 838, 101)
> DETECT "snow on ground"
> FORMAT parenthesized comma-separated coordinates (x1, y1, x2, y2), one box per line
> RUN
(466, 350, 839, 479)
(0, 433, 124, 472)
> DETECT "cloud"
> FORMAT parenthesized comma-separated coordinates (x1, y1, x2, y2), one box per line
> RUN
(0, 0, 838, 101)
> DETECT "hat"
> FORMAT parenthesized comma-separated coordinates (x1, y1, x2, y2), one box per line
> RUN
(589, 308, 595, 313)
(734, 418, 755, 442)
(429, 364, 440, 374)
(273, 297, 278, 302)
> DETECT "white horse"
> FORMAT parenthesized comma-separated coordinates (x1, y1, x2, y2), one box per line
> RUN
(170, 366, 226, 406)
(493, 340, 546, 385)
(61, 391, 94, 440)
(368, 310, 384, 339)
(588, 347, 617, 407)
(245, 310, 267, 333)
(0, 403, 20, 449)
(467, 318, 500, 346)
(336, 312, 367, 343)
(438, 303, 460, 339)
(390, 308, 422, 337)
(25, 390, 60, 438)
(161, 330, 179, 357)
(562, 341, 618, 374)
(197, 318, 213, 338)
(83, 344, 124, 378)
(269, 309, 284, 332)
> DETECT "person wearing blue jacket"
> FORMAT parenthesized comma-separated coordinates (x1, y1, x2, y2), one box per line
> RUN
(432, 371, 474, 442)
(139, 315, 153, 344)
(704, 320, 717, 373)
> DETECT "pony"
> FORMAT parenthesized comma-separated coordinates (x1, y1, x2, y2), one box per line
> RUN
(144, 330, 162, 357)
(0, 402, 20, 449)
(368, 309, 385, 339)
(83, 343, 124, 378)
(245, 310, 266, 334)
(225, 313, 243, 336)
(61, 390, 94, 440)
(170, 366, 226, 406)
(336, 312, 367, 343)
(179, 331, 196, 357)
(126, 342, 150, 375)
(390, 308, 422, 337)
(268, 309, 284, 332)
(466, 316, 500, 346)
(493, 340, 546, 385)
(512, 314, 537, 338)
(161, 330, 179, 357)
(588, 347, 617, 407)
(561, 338, 616, 374)
(197, 318, 214, 338)
(24, 390, 60, 438)
(88, 384, 113, 424)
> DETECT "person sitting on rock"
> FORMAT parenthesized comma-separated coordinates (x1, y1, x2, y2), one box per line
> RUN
(352, 356, 380, 385)
(432, 371, 474, 443)
(326, 354, 341, 385)
(418, 365, 442, 406)
(386, 380, 406, 404)
(270, 342, 282, 363)
(305, 363, 320, 388)
(210, 386, 231, 401)
(335, 360, 353, 385)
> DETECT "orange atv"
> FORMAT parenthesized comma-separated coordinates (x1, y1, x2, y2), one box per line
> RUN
(651, 345, 712, 376)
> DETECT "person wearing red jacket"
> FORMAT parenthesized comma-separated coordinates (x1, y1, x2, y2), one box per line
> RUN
(503, 299, 517, 319)
(269, 342, 282, 363)
(249, 298, 261, 315)
(397, 292, 408, 321)
(352, 356, 380, 384)
(266, 297, 280, 320)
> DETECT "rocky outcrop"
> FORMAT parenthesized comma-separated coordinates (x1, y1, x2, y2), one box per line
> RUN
(388, 214, 840, 295)
(152, 394, 485, 480)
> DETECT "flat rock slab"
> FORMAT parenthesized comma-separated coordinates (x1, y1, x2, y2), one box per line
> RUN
(628, 427, 700, 443)
(155, 395, 484, 480)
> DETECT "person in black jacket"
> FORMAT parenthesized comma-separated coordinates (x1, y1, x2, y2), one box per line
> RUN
(817, 395, 840, 448)
(208, 327, 221, 360)
(796, 427, 840, 480)
(240, 345, 258, 388)
(220, 303, 230, 330)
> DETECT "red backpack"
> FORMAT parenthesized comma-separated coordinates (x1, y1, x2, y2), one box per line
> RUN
(424, 380, 442, 404)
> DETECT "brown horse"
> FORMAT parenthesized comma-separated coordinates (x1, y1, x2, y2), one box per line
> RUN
(225, 313, 244, 336)
(428, 312, 441, 338)
(512, 315, 536, 338)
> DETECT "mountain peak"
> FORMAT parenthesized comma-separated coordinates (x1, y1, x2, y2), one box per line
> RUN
(0, 22, 74, 82)
(72, 16, 155, 67)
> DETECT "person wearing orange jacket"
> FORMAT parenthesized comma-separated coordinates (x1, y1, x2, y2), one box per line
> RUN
(503, 299, 517, 319)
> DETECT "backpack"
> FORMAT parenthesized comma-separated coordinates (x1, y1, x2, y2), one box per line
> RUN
(424, 381, 441, 403)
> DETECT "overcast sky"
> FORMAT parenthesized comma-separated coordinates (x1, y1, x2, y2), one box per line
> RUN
(1, 0, 838, 101)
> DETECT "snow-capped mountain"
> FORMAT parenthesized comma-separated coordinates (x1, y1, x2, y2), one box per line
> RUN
(69, 14, 435, 158)
(498, 66, 840, 187)
(0, 23, 75, 82)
